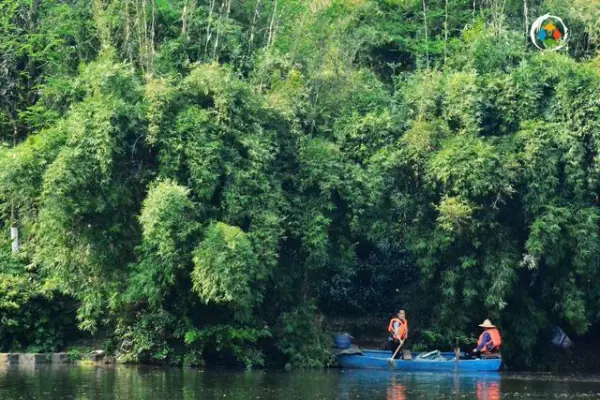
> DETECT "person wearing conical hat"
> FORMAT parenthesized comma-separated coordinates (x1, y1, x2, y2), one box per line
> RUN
(473, 319, 502, 354)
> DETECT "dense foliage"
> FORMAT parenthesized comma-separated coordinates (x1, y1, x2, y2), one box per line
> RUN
(1, 0, 600, 369)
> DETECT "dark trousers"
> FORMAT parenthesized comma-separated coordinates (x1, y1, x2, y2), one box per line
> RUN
(470, 346, 499, 358)
(388, 339, 402, 359)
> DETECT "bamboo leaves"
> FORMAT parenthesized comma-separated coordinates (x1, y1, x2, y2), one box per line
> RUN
(192, 222, 264, 314)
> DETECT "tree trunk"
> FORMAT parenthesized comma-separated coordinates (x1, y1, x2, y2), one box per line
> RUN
(523, 0, 529, 44)
(422, 0, 429, 69)
(182, 3, 188, 38)
(248, 0, 262, 53)
(125, 0, 133, 64)
(135, 0, 144, 72)
(212, 0, 227, 60)
(444, 0, 449, 65)
(9, 114, 19, 253)
(151, 0, 156, 72)
(142, 0, 148, 71)
(205, 0, 216, 56)
(267, 0, 278, 49)
(181, 0, 197, 41)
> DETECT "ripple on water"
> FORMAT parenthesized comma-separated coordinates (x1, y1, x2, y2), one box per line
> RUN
(0, 365, 599, 399)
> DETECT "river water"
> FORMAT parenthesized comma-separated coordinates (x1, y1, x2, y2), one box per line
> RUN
(1, 365, 600, 399)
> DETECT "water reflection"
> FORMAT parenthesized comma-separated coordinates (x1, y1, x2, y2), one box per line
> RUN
(2, 364, 600, 399)
(337, 368, 502, 399)
(0, 364, 506, 400)
(386, 375, 406, 400)
(477, 380, 500, 400)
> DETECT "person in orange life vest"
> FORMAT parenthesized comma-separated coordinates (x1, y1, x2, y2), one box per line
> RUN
(473, 319, 502, 354)
(388, 309, 408, 358)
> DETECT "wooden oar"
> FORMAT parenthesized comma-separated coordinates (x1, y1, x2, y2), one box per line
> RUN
(387, 339, 405, 367)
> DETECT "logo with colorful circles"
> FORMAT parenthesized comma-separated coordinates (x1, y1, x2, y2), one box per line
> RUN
(530, 14, 568, 51)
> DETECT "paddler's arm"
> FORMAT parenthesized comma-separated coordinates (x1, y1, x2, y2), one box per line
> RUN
(393, 321, 400, 338)
(473, 331, 491, 352)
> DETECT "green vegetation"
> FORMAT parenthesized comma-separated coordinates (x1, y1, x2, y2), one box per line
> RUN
(1, 0, 600, 369)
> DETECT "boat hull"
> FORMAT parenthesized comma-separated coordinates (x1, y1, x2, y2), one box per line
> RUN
(337, 349, 501, 372)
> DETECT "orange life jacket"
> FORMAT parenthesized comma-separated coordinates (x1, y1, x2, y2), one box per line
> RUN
(388, 317, 408, 341)
(477, 328, 502, 351)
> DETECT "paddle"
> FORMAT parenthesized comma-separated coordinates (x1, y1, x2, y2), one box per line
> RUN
(387, 339, 405, 367)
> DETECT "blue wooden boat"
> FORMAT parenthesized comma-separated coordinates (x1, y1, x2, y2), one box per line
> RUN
(337, 349, 502, 372)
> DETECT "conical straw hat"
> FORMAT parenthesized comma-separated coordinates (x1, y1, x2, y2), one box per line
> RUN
(478, 319, 495, 328)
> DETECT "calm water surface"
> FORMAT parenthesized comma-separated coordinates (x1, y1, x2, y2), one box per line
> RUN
(1, 365, 600, 399)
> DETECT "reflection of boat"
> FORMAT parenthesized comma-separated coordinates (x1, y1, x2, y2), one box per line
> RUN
(336, 368, 501, 384)
(338, 349, 502, 372)
(336, 368, 502, 399)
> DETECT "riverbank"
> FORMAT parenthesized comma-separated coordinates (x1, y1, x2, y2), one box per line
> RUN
(3, 315, 596, 373)
(0, 351, 113, 366)
(4, 341, 600, 376)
